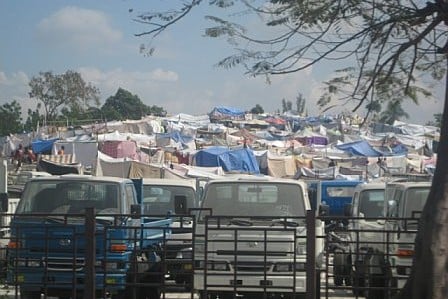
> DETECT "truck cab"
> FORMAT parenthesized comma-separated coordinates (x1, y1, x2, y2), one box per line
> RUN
(6, 175, 171, 299)
(348, 180, 430, 299)
(142, 178, 198, 286)
(194, 177, 325, 299)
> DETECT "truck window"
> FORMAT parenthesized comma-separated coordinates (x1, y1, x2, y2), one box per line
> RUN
(326, 186, 356, 197)
(202, 182, 305, 218)
(124, 184, 136, 213)
(16, 181, 120, 214)
(404, 188, 429, 218)
(142, 185, 196, 215)
(358, 189, 384, 217)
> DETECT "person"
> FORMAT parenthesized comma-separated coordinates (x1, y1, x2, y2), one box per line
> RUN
(328, 159, 336, 167)
(13, 144, 24, 171)
(23, 146, 36, 163)
(57, 146, 65, 155)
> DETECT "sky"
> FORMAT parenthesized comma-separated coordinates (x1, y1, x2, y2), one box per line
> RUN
(0, 0, 445, 125)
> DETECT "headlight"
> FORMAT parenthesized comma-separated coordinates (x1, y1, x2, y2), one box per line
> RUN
(176, 248, 193, 259)
(274, 262, 306, 272)
(274, 263, 291, 272)
(296, 243, 307, 255)
(27, 260, 41, 267)
(16, 258, 40, 267)
(211, 261, 229, 271)
(195, 260, 229, 271)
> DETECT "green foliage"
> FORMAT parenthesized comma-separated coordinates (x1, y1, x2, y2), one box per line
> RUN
(24, 104, 43, 132)
(135, 0, 447, 120)
(101, 88, 166, 120)
(0, 100, 23, 135)
(250, 104, 264, 114)
(28, 71, 100, 123)
(296, 93, 306, 115)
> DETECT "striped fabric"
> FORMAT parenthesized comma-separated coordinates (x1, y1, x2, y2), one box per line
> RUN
(40, 154, 76, 164)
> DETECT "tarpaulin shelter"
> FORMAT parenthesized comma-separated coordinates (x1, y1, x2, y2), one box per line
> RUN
(209, 106, 245, 122)
(32, 138, 59, 154)
(193, 146, 260, 174)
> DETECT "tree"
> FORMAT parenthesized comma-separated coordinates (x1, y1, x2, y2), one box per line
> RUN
(24, 104, 44, 132)
(101, 88, 166, 120)
(135, 1, 448, 298)
(296, 93, 306, 116)
(379, 100, 410, 125)
(0, 101, 22, 136)
(426, 113, 443, 127)
(28, 71, 100, 124)
(281, 98, 292, 113)
(250, 104, 264, 114)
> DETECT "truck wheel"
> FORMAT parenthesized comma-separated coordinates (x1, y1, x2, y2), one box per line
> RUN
(333, 252, 349, 286)
(364, 257, 385, 299)
(20, 290, 41, 299)
(351, 262, 365, 297)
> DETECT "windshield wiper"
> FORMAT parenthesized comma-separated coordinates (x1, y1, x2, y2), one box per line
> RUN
(44, 216, 67, 224)
(228, 218, 253, 226)
(271, 219, 300, 227)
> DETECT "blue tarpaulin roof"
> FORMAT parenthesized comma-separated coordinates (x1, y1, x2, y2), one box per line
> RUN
(32, 138, 59, 154)
(336, 140, 383, 157)
(336, 140, 408, 157)
(194, 146, 260, 174)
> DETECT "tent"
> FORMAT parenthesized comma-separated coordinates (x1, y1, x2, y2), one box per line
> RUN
(193, 146, 260, 174)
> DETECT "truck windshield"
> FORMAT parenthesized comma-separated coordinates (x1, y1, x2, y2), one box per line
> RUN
(16, 180, 120, 214)
(359, 189, 385, 218)
(200, 182, 305, 219)
(404, 187, 429, 218)
(142, 185, 196, 215)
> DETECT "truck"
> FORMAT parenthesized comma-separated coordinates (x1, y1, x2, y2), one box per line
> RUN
(332, 182, 386, 287)
(306, 180, 363, 219)
(141, 178, 199, 287)
(193, 176, 325, 299)
(347, 181, 431, 299)
(4, 174, 172, 299)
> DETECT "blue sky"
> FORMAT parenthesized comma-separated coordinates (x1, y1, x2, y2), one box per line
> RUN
(0, 0, 444, 125)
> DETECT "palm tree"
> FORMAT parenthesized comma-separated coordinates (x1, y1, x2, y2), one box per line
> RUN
(379, 100, 409, 125)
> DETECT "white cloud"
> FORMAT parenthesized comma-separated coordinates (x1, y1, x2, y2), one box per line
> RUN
(36, 6, 122, 51)
(149, 68, 179, 82)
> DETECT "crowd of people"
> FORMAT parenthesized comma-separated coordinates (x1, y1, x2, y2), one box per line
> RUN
(11, 144, 37, 171)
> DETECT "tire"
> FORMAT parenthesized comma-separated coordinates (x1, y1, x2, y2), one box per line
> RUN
(20, 290, 41, 299)
(364, 256, 385, 299)
(352, 261, 365, 297)
(333, 252, 350, 287)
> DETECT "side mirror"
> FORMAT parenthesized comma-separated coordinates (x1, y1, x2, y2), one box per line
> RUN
(0, 193, 8, 212)
(344, 204, 353, 217)
(174, 195, 187, 215)
(130, 204, 141, 219)
(387, 199, 398, 217)
(319, 204, 330, 216)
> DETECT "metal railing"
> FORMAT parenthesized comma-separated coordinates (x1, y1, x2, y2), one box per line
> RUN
(0, 210, 419, 299)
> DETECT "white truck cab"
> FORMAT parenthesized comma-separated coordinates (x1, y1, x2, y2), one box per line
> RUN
(193, 176, 325, 299)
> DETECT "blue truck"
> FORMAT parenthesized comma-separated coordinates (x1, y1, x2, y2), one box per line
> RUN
(307, 179, 363, 219)
(3, 175, 171, 299)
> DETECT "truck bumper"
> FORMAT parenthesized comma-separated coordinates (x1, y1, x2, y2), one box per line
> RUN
(194, 271, 306, 293)
(8, 271, 128, 292)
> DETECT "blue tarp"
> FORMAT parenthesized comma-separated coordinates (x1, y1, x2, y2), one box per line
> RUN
(32, 138, 59, 154)
(336, 140, 383, 157)
(336, 140, 408, 157)
(212, 106, 245, 116)
(194, 146, 260, 174)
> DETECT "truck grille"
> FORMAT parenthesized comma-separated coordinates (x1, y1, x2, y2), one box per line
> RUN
(230, 261, 273, 272)
(43, 257, 85, 272)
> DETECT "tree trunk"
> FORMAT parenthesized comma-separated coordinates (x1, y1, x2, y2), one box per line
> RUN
(399, 57, 448, 299)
